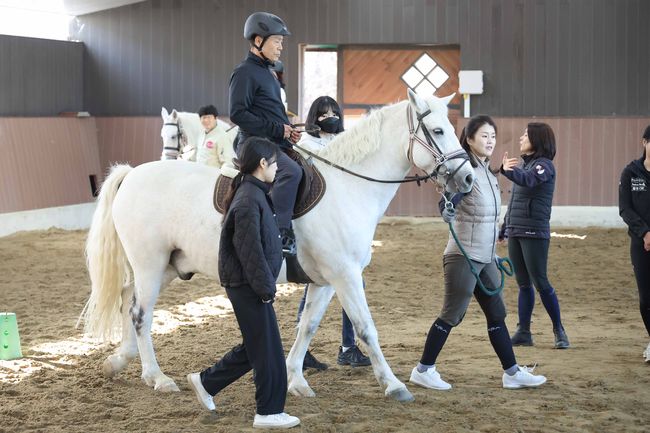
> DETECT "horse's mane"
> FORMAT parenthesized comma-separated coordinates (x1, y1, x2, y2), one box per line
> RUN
(317, 100, 407, 166)
(177, 112, 199, 123)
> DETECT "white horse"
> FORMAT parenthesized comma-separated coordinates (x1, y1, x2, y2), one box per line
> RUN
(160, 107, 238, 161)
(81, 91, 474, 402)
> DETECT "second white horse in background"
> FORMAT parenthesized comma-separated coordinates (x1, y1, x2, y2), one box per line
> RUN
(160, 107, 238, 166)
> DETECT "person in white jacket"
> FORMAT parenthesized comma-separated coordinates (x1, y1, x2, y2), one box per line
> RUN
(195, 104, 238, 175)
(295, 96, 371, 371)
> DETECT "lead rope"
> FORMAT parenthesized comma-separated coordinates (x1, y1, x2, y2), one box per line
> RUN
(440, 193, 514, 296)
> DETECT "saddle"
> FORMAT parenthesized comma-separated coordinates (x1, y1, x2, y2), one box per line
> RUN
(213, 147, 326, 219)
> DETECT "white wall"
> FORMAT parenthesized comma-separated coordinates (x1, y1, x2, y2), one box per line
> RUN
(0, 203, 96, 237)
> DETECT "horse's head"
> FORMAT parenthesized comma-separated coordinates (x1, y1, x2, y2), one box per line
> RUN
(160, 107, 187, 158)
(406, 90, 474, 194)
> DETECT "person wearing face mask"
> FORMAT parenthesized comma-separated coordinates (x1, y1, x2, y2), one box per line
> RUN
(409, 115, 547, 392)
(293, 96, 371, 371)
(229, 12, 302, 256)
(500, 123, 570, 350)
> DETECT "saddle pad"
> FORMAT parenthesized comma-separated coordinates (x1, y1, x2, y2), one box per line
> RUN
(213, 155, 326, 219)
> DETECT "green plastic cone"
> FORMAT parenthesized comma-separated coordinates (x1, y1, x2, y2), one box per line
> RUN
(0, 312, 23, 360)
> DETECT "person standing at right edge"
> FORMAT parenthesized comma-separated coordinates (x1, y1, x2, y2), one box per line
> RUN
(229, 12, 302, 256)
(500, 123, 570, 349)
(619, 125, 650, 363)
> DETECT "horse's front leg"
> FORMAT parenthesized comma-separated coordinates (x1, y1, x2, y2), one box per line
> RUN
(286, 284, 335, 397)
(333, 274, 414, 402)
(131, 266, 180, 392)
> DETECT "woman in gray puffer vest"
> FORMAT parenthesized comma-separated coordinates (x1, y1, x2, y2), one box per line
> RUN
(409, 115, 547, 392)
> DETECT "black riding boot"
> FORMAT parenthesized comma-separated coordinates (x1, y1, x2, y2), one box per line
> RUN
(553, 326, 570, 349)
(511, 323, 534, 346)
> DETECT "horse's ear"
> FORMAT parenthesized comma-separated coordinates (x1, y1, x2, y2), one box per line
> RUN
(161, 107, 169, 119)
(407, 89, 428, 114)
(171, 109, 178, 119)
(440, 93, 456, 106)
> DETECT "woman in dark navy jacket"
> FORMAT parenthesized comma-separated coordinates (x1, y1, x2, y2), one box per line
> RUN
(500, 123, 570, 349)
(619, 125, 650, 363)
(186, 137, 300, 429)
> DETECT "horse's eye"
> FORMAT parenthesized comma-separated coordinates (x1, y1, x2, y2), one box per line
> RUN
(171, 135, 177, 139)
(433, 128, 444, 135)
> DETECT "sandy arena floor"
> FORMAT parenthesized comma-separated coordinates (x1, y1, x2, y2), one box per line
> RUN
(1, 221, 648, 432)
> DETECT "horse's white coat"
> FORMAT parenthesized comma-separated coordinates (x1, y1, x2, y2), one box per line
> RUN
(81, 92, 474, 400)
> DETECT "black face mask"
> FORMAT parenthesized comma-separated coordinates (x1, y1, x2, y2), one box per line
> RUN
(316, 117, 340, 134)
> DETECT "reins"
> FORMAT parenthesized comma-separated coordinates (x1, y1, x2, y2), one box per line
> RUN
(291, 142, 437, 185)
(289, 105, 469, 186)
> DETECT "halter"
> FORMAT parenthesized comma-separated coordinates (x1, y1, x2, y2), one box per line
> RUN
(407, 106, 470, 185)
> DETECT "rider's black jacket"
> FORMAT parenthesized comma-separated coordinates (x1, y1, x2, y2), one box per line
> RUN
(229, 52, 292, 149)
(218, 175, 283, 300)
(619, 158, 650, 242)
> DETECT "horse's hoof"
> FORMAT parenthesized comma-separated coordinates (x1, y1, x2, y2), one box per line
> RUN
(386, 387, 414, 402)
(288, 382, 316, 398)
(102, 356, 121, 378)
(154, 377, 180, 392)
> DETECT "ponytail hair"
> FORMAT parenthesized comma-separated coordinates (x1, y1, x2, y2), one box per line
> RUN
(222, 137, 278, 217)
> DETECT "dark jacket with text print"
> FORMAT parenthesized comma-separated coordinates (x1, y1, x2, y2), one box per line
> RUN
(619, 158, 650, 242)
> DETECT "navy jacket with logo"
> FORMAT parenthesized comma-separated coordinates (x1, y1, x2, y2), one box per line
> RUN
(229, 52, 292, 149)
(501, 155, 555, 239)
(619, 158, 650, 242)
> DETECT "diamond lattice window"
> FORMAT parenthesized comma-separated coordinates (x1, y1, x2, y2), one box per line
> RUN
(400, 53, 449, 96)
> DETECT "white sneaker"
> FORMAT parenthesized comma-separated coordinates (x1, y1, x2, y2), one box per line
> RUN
(643, 342, 650, 363)
(186, 373, 215, 411)
(253, 412, 300, 429)
(502, 365, 547, 389)
(409, 366, 452, 390)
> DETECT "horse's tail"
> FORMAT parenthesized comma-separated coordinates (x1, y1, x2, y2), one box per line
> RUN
(77, 164, 133, 342)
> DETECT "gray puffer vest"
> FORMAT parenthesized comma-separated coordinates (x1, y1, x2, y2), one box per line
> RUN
(444, 158, 501, 263)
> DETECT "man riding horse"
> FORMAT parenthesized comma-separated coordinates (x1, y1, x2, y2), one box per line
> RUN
(229, 12, 301, 256)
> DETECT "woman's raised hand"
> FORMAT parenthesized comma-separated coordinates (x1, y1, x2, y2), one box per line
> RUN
(501, 152, 519, 171)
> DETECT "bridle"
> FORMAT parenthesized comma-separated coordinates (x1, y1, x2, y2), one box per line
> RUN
(292, 106, 470, 187)
(162, 120, 188, 154)
(406, 106, 470, 185)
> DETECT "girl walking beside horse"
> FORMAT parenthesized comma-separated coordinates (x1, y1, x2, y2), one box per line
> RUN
(186, 137, 300, 429)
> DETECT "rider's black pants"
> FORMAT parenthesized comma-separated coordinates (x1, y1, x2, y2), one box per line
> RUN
(630, 237, 650, 336)
(200, 285, 287, 415)
(270, 150, 302, 231)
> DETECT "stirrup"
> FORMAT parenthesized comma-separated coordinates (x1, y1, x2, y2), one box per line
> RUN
(281, 228, 296, 256)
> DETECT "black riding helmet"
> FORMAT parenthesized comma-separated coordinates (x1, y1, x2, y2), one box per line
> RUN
(244, 12, 290, 54)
